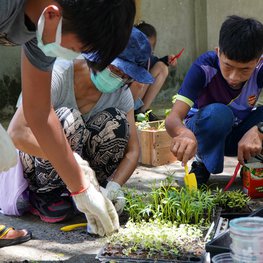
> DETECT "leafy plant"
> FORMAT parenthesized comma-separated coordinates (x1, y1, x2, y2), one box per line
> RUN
(136, 120, 165, 131)
(104, 177, 253, 262)
(136, 111, 165, 131)
(106, 179, 253, 261)
(124, 188, 152, 222)
(213, 188, 250, 211)
(136, 109, 152, 122)
(124, 177, 216, 226)
(105, 220, 205, 260)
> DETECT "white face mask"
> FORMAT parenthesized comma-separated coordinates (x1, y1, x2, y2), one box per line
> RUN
(36, 8, 81, 60)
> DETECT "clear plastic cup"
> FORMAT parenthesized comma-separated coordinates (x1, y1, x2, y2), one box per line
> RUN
(229, 217, 263, 262)
(212, 252, 233, 263)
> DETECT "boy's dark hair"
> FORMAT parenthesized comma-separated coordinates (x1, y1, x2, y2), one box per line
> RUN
(56, 0, 136, 71)
(135, 21, 157, 39)
(219, 15, 263, 62)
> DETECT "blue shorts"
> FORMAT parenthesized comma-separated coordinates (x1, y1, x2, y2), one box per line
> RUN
(186, 103, 263, 173)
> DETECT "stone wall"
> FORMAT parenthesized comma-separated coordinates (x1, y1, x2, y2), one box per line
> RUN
(0, 46, 21, 113)
(137, 0, 263, 85)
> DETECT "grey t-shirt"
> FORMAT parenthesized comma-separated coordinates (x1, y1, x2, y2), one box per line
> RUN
(0, 0, 55, 71)
(51, 59, 134, 122)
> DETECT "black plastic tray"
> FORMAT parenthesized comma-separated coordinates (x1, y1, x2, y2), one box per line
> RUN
(96, 246, 205, 263)
(220, 209, 252, 220)
(96, 208, 221, 263)
(205, 207, 263, 258)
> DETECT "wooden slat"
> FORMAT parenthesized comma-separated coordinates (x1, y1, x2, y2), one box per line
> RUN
(137, 125, 176, 166)
(152, 147, 177, 167)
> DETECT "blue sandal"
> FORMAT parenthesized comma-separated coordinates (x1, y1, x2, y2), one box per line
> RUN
(0, 225, 32, 248)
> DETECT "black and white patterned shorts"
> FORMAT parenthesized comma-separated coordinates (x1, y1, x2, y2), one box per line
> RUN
(20, 107, 129, 193)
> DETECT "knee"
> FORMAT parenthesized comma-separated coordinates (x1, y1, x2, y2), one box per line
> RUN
(84, 108, 129, 159)
(151, 61, 169, 79)
(55, 108, 87, 150)
(198, 103, 234, 135)
(102, 108, 129, 137)
(55, 107, 85, 130)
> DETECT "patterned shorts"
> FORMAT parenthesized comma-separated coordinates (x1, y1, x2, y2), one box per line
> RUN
(20, 107, 129, 193)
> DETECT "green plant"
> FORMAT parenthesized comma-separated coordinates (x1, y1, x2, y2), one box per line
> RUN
(136, 111, 165, 131)
(124, 177, 216, 226)
(108, 180, 252, 261)
(124, 188, 152, 222)
(213, 188, 250, 210)
(136, 109, 152, 122)
(106, 220, 205, 260)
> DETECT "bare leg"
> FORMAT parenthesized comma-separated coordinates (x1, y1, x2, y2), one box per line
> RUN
(129, 82, 146, 101)
(140, 62, 168, 112)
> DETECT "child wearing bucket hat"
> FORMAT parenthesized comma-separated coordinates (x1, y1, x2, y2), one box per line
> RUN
(83, 27, 154, 86)
(83, 27, 155, 119)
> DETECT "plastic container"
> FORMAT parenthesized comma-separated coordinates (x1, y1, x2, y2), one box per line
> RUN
(229, 217, 263, 262)
(205, 207, 263, 258)
(212, 252, 233, 263)
(241, 163, 263, 198)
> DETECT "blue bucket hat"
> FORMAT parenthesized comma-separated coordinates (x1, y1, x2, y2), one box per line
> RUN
(82, 27, 154, 84)
(110, 27, 154, 84)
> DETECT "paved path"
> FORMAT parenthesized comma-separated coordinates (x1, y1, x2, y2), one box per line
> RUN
(0, 157, 262, 262)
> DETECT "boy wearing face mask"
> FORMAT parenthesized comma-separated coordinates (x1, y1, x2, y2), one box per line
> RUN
(166, 15, 263, 188)
(0, 0, 135, 244)
(7, 28, 153, 230)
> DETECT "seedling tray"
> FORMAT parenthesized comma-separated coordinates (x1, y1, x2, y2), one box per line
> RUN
(96, 246, 205, 263)
(249, 206, 263, 217)
(97, 208, 220, 263)
(205, 207, 263, 257)
(220, 206, 252, 220)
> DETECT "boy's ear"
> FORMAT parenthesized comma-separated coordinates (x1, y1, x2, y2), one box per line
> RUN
(257, 56, 263, 65)
(43, 5, 61, 21)
(41, 5, 61, 43)
(215, 47, 219, 56)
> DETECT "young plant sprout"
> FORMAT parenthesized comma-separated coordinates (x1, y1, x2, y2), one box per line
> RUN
(213, 188, 250, 211)
(136, 109, 165, 130)
(124, 178, 216, 225)
(102, 178, 251, 261)
(105, 220, 205, 260)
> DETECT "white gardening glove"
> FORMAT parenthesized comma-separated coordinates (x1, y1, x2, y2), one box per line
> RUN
(73, 153, 119, 236)
(72, 183, 120, 236)
(0, 124, 17, 172)
(73, 152, 100, 190)
(101, 181, 126, 215)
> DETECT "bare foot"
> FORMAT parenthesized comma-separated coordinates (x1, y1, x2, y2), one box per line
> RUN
(0, 226, 27, 240)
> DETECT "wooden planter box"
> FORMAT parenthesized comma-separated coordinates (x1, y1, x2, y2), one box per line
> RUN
(136, 120, 177, 166)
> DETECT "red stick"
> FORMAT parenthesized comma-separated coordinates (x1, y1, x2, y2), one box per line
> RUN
(170, 48, 185, 63)
(224, 162, 241, 191)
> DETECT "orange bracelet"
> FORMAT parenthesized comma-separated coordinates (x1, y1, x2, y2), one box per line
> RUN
(70, 187, 88, 196)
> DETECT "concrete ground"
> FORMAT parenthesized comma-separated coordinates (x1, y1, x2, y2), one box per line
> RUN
(1, 157, 262, 263)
